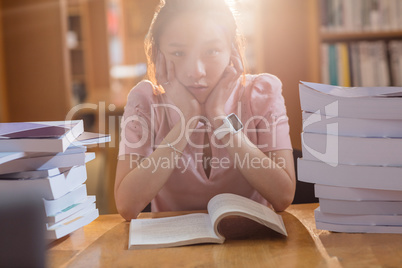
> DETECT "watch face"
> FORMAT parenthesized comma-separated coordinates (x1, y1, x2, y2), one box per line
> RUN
(227, 113, 243, 132)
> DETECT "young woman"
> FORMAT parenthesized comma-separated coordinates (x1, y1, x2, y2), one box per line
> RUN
(115, 0, 295, 220)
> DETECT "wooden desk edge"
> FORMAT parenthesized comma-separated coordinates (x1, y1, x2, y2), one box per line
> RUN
(285, 203, 342, 267)
(49, 203, 344, 268)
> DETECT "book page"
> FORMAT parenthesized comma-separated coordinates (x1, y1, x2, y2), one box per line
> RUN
(207, 194, 287, 237)
(129, 213, 222, 249)
(0, 152, 24, 165)
(72, 132, 111, 146)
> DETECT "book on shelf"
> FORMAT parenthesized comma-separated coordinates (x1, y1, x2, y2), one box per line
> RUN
(321, 41, 402, 87)
(301, 132, 402, 166)
(320, 0, 402, 32)
(328, 43, 338, 85)
(315, 221, 402, 234)
(43, 184, 87, 217)
(389, 40, 402, 87)
(337, 42, 351, 87)
(314, 184, 402, 202)
(0, 120, 84, 152)
(315, 207, 402, 226)
(46, 205, 99, 240)
(128, 193, 287, 250)
(299, 81, 402, 120)
(319, 198, 402, 215)
(0, 152, 95, 175)
(322, 42, 351, 87)
(349, 42, 361, 87)
(0, 165, 87, 200)
(297, 158, 402, 191)
(302, 111, 402, 138)
(46, 196, 96, 225)
(358, 41, 390, 87)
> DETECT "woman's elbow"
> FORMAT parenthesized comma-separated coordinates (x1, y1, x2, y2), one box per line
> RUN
(273, 171, 296, 212)
(115, 198, 142, 221)
(272, 196, 293, 212)
(272, 188, 295, 212)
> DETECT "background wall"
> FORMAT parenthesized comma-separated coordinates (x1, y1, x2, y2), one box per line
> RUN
(0, 2, 8, 122)
(260, 0, 320, 150)
(1, 0, 72, 122)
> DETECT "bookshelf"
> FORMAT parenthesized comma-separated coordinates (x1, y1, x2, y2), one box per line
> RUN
(67, 3, 88, 106)
(0, 0, 110, 122)
(77, 0, 110, 98)
(0, 0, 73, 122)
(317, 0, 402, 87)
(0, 5, 7, 122)
(67, 0, 111, 106)
(108, 0, 157, 93)
(259, 0, 320, 151)
(321, 31, 402, 42)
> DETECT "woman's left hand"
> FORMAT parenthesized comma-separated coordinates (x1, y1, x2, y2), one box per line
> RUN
(203, 46, 243, 125)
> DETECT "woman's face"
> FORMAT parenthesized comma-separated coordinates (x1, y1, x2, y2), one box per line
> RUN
(159, 12, 232, 104)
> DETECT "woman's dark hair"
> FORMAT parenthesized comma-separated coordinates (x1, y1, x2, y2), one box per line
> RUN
(144, 0, 246, 94)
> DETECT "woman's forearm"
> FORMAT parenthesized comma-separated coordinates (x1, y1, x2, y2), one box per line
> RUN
(115, 118, 198, 220)
(219, 132, 296, 211)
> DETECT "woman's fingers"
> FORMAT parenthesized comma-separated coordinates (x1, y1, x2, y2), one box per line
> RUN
(164, 61, 184, 95)
(155, 51, 168, 84)
(163, 60, 201, 116)
(207, 65, 236, 107)
(221, 64, 238, 88)
(166, 60, 175, 83)
(231, 48, 244, 77)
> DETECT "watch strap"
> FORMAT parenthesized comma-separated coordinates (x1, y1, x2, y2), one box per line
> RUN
(213, 120, 230, 140)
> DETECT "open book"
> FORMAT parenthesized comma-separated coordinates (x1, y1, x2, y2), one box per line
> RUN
(128, 193, 287, 250)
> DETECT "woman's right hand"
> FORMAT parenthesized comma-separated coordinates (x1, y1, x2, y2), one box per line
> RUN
(155, 51, 201, 120)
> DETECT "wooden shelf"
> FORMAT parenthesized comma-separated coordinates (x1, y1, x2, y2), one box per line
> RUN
(67, 2, 82, 16)
(316, 0, 402, 88)
(0, 0, 73, 122)
(321, 30, 402, 42)
(72, 74, 86, 81)
(69, 45, 85, 51)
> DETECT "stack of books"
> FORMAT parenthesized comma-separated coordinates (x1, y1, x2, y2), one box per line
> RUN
(298, 81, 402, 233)
(0, 120, 110, 240)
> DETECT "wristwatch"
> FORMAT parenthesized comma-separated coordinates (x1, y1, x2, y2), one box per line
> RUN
(214, 113, 243, 140)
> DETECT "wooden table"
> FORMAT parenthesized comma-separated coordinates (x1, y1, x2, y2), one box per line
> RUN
(47, 204, 402, 267)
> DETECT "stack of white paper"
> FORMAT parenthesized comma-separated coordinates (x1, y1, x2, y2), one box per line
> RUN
(298, 81, 402, 233)
(0, 120, 111, 240)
